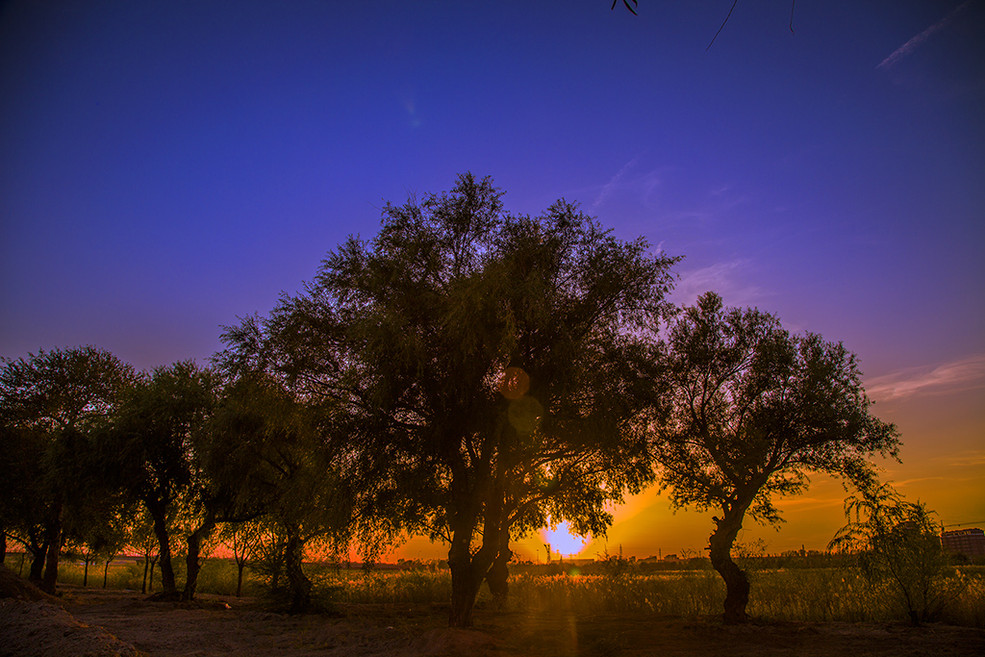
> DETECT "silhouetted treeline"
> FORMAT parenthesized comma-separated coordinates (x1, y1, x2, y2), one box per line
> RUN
(1, 173, 903, 626)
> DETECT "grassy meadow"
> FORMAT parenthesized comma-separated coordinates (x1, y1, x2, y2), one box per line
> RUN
(22, 553, 984, 628)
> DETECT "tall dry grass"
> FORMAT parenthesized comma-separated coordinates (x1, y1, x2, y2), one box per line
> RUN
(48, 558, 985, 627)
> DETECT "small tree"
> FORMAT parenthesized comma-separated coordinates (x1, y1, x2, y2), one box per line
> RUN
(221, 520, 264, 597)
(106, 361, 218, 598)
(128, 509, 161, 594)
(829, 482, 962, 625)
(652, 293, 900, 623)
(205, 374, 356, 612)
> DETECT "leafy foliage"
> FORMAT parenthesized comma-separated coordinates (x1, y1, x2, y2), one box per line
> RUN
(829, 482, 964, 624)
(652, 292, 900, 622)
(0, 346, 136, 591)
(226, 172, 678, 625)
(105, 360, 219, 596)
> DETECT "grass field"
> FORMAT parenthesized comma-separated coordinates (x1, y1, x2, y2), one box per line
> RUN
(24, 554, 983, 628)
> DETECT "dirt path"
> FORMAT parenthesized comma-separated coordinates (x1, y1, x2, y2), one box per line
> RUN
(3, 586, 983, 657)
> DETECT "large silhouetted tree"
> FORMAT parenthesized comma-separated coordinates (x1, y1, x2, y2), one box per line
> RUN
(652, 292, 900, 623)
(245, 173, 677, 626)
(0, 346, 136, 593)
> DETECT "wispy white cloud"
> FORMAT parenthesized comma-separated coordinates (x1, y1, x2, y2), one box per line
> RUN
(671, 259, 765, 309)
(877, 1, 970, 70)
(587, 157, 670, 212)
(866, 353, 985, 401)
(775, 496, 844, 510)
(893, 476, 949, 488)
(592, 156, 641, 210)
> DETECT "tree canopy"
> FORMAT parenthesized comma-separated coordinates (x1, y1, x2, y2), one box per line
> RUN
(227, 172, 678, 625)
(0, 346, 136, 592)
(652, 292, 900, 622)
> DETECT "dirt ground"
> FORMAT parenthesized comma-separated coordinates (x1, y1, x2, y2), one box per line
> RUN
(2, 577, 984, 656)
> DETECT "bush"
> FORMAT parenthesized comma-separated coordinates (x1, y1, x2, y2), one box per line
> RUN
(829, 482, 965, 624)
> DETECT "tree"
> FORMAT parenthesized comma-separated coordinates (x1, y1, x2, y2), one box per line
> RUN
(610, 1, 799, 50)
(105, 360, 217, 597)
(829, 482, 963, 625)
(651, 292, 900, 623)
(248, 173, 677, 626)
(205, 374, 356, 611)
(0, 346, 136, 593)
(0, 422, 49, 577)
(220, 519, 264, 598)
(128, 508, 162, 594)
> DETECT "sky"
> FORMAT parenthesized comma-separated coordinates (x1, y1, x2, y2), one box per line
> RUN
(2, 0, 983, 561)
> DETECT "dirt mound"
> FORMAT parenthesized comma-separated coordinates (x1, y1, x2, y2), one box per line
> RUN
(0, 565, 57, 602)
(0, 599, 141, 657)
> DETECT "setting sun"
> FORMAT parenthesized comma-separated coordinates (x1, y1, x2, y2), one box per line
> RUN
(541, 521, 590, 558)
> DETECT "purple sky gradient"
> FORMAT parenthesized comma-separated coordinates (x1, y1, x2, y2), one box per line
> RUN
(2, 1, 983, 554)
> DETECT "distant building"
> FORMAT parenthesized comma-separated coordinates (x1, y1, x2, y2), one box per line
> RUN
(941, 528, 985, 557)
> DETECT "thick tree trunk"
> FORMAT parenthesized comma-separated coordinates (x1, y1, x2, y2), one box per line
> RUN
(485, 537, 512, 608)
(103, 558, 112, 588)
(448, 527, 482, 627)
(284, 529, 311, 613)
(182, 516, 217, 601)
(40, 507, 62, 594)
(29, 542, 46, 582)
(83, 558, 90, 587)
(149, 504, 177, 595)
(447, 517, 500, 627)
(708, 509, 750, 624)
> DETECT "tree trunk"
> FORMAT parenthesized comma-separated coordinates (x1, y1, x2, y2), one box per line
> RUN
(40, 507, 62, 594)
(182, 516, 217, 601)
(708, 509, 750, 624)
(149, 503, 177, 595)
(448, 560, 483, 626)
(28, 528, 46, 582)
(29, 542, 46, 582)
(447, 522, 496, 627)
(485, 538, 512, 608)
(0, 526, 6, 563)
(142, 555, 149, 594)
(236, 560, 245, 597)
(103, 558, 111, 588)
(149, 556, 157, 592)
(83, 557, 90, 587)
(284, 528, 311, 613)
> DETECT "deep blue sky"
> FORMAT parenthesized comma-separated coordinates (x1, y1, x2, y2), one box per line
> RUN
(2, 1, 983, 551)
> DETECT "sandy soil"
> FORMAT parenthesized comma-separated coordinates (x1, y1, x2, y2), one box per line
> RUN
(2, 579, 984, 656)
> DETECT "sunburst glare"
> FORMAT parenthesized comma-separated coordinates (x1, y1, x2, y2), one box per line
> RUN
(541, 520, 590, 558)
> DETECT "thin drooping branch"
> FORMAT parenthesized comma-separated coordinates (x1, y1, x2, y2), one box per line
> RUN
(707, 0, 739, 50)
